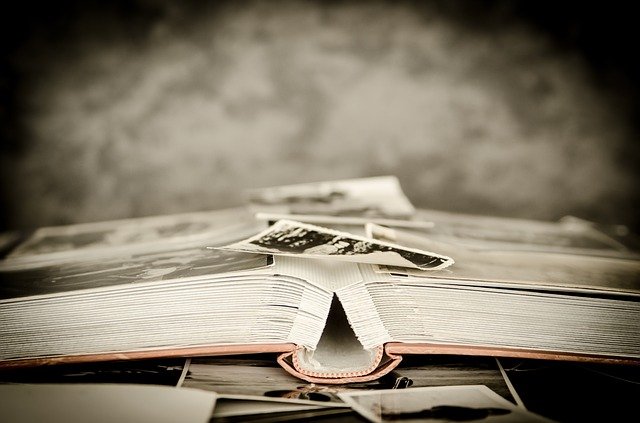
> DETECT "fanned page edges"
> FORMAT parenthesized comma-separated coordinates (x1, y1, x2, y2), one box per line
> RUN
(214, 219, 454, 271)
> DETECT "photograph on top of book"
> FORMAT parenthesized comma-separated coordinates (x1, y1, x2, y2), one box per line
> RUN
(1, 208, 262, 270)
(214, 219, 454, 270)
(412, 209, 639, 257)
(365, 223, 640, 295)
(245, 176, 416, 219)
(0, 247, 272, 300)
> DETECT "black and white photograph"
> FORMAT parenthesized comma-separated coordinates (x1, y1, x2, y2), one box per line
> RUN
(217, 219, 454, 270)
(246, 176, 416, 219)
(183, 354, 516, 405)
(4, 208, 261, 268)
(0, 248, 270, 300)
(183, 355, 348, 405)
(366, 223, 640, 293)
(1, 1, 639, 421)
(338, 385, 553, 423)
(200, 353, 519, 421)
(412, 211, 635, 255)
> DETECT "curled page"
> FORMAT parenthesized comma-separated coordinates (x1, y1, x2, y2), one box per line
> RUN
(214, 220, 454, 271)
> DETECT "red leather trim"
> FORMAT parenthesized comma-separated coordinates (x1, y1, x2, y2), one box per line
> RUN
(277, 347, 403, 384)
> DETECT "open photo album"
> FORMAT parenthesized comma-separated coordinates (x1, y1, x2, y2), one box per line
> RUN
(1, 176, 638, 384)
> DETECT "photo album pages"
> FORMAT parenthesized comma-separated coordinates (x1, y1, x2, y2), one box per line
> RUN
(0, 176, 638, 383)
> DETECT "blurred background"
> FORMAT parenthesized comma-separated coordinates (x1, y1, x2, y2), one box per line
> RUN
(1, 0, 638, 232)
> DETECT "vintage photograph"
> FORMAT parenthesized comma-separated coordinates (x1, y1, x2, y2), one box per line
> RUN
(246, 176, 416, 219)
(210, 396, 337, 420)
(183, 355, 347, 404)
(0, 1, 637, 421)
(0, 248, 270, 300)
(4, 208, 260, 268)
(367, 223, 640, 294)
(338, 385, 552, 423)
(254, 212, 435, 230)
(413, 210, 633, 256)
(183, 354, 517, 420)
(183, 354, 516, 404)
(217, 220, 454, 271)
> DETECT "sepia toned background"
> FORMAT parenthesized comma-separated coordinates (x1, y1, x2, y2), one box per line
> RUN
(1, 0, 638, 232)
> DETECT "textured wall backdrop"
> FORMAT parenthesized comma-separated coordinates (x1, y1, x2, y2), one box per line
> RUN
(1, 1, 638, 231)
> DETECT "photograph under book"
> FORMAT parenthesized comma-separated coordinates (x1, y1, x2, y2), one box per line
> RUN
(0, 182, 638, 384)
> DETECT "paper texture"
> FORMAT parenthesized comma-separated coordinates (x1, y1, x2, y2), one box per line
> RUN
(255, 212, 434, 229)
(367, 223, 640, 295)
(339, 385, 554, 423)
(246, 175, 416, 218)
(0, 248, 271, 301)
(212, 396, 327, 418)
(2, 208, 261, 270)
(0, 384, 216, 423)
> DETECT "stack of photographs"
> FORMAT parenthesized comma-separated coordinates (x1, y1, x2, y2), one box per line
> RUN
(181, 354, 525, 422)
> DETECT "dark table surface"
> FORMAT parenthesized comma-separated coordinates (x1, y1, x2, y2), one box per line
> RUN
(1, 353, 638, 422)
